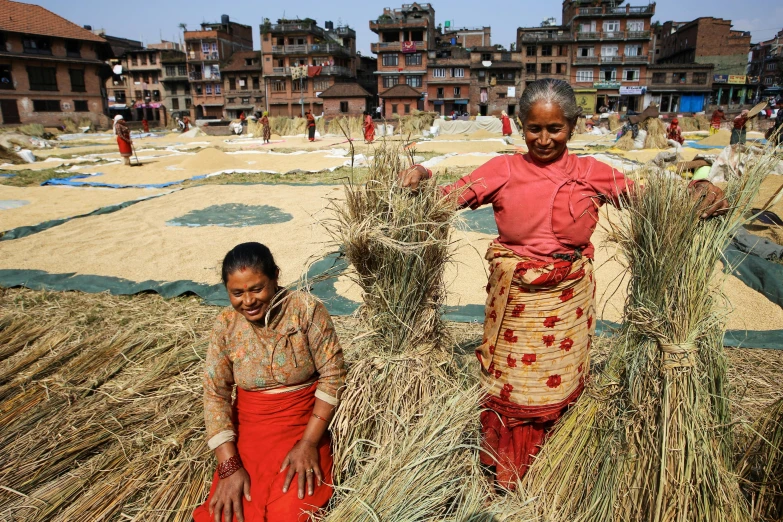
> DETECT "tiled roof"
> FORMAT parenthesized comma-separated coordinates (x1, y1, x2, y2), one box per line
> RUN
(318, 83, 371, 98)
(0, 0, 106, 42)
(221, 51, 263, 72)
(379, 84, 422, 98)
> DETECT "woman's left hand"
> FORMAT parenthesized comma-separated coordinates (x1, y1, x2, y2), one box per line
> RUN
(280, 440, 322, 499)
(689, 181, 729, 219)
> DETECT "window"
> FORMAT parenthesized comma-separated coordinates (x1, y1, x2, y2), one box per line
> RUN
(74, 100, 88, 112)
(245, 58, 253, 66)
(603, 21, 620, 33)
(454, 86, 461, 97)
(541, 63, 552, 74)
(172, 98, 179, 110)
(131, 54, 137, 65)
(623, 69, 639, 81)
(114, 90, 126, 103)
(767, 63, 777, 71)
(32, 99, 60, 111)
(149, 54, 156, 65)
(672, 72, 687, 84)
(578, 47, 594, 57)
(185, 98, 192, 108)
(0, 65, 13, 90)
(601, 45, 618, 57)
(340, 101, 349, 113)
(526, 45, 536, 56)
(764, 76, 773, 85)
(601, 68, 617, 81)
(215, 83, 221, 94)
(452, 68, 464, 78)
(405, 53, 422, 66)
(660, 94, 680, 113)
(314, 79, 330, 91)
(556, 63, 564, 74)
(526, 63, 536, 74)
(433, 68, 446, 78)
(150, 73, 158, 84)
(178, 65, 187, 76)
(436, 87, 444, 98)
(508, 104, 516, 116)
(624, 45, 642, 57)
(382, 54, 399, 66)
(253, 76, 260, 89)
(391, 103, 398, 114)
(27, 67, 57, 91)
(404, 103, 410, 114)
(293, 78, 307, 91)
(627, 20, 645, 32)
(406, 75, 422, 88)
(693, 72, 707, 85)
(152, 90, 161, 101)
(65, 40, 81, 57)
(140, 54, 147, 65)
(240, 77, 248, 90)
(22, 37, 52, 55)
(165, 66, 176, 76)
(202, 42, 210, 53)
(382, 75, 398, 88)
(229, 77, 236, 90)
(559, 46, 566, 57)
(576, 69, 594, 82)
(241, 97, 249, 104)
(501, 53, 511, 62)
(205, 84, 212, 94)
(135, 89, 142, 99)
(541, 45, 552, 57)
(652, 72, 666, 84)
(481, 53, 492, 61)
(169, 84, 178, 95)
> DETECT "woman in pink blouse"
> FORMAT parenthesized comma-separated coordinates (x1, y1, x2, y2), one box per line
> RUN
(193, 242, 346, 522)
(401, 79, 728, 487)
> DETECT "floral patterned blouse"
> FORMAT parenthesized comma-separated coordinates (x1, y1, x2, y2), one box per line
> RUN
(203, 290, 346, 449)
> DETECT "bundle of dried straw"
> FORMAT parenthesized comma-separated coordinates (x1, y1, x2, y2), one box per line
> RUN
(523, 145, 781, 522)
(643, 117, 669, 149)
(739, 397, 783, 521)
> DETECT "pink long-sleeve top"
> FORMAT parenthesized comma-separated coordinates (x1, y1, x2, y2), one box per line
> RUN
(441, 150, 633, 263)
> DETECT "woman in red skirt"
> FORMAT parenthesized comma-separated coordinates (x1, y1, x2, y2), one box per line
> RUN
(193, 242, 345, 522)
(114, 115, 133, 166)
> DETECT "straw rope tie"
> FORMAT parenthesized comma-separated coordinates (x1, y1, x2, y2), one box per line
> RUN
(659, 342, 698, 369)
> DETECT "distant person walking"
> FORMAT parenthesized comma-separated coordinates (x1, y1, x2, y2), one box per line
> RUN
(260, 111, 271, 144)
(114, 115, 133, 166)
(501, 110, 512, 137)
(710, 106, 727, 135)
(730, 109, 750, 145)
(306, 110, 316, 142)
(363, 111, 375, 143)
(142, 118, 149, 134)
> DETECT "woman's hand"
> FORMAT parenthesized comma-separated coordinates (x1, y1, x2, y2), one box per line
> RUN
(399, 165, 428, 190)
(209, 467, 251, 522)
(689, 181, 729, 219)
(281, 440, 322, 499)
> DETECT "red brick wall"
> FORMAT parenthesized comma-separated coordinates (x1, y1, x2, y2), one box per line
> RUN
(322, 97, 367, 119)
(383, 97, 417, 118)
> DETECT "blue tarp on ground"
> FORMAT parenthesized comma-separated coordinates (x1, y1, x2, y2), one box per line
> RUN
(41, 172, 210, 189)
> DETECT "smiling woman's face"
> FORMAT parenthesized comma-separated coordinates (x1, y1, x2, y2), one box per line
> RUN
(225, 268, 278, 323)
(523, 101, 574, 163)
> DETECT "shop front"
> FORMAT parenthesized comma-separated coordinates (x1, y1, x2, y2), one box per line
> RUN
(619, 86, 646, 113)
(593, 82, 621, 113)
(712, 75, 749, 108)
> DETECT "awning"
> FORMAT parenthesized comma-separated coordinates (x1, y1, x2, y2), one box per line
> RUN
(225, 105, 255, 110)
(108, 104, 127, 110)
(453, 100, 469, 105)
(201, 103, 224, 107)
(373, 71, 426, 75)
(133, 102, 163, 109)
(432, 100, 444, 105)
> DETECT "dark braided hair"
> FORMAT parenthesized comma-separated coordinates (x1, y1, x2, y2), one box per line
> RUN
(220, 242, 279, 285)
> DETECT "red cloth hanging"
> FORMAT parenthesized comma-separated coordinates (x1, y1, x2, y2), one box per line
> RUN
(307, 66, 322, 78)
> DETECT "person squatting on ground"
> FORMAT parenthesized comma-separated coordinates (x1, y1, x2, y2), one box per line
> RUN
(113, 115, 133, 166)
(193, 243, 346, 522)
(400, 78, 729, 488)
(667, 118, 685, 145)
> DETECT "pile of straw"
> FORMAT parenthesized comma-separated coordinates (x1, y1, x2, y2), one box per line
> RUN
(615, 130, 636, 151)
(255, 115, 328, 137)
(739, 397, 783, 521)
(524, 145, 780, 522)
(643, 117, 669, 149)
(576, 117, 587, 134)
(398, 111, 437, 136)
(608, 114, 621, 131)
(0, 143, 24, 164)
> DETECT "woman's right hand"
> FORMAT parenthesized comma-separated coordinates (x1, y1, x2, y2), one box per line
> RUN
(399, 165, 428, 190)
(209, 467, 251, 522)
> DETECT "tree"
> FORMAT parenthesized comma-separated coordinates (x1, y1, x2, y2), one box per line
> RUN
(178, 23, 187, 32)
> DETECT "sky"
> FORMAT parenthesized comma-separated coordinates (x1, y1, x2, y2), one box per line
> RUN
(28, 0, 783, 56)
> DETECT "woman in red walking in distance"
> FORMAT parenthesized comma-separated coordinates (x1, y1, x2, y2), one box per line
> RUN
(306, 111, 316, 142)
(501, 110, 512, 137)
(114, 115, 133, 166)
(363, 111, 375, 143)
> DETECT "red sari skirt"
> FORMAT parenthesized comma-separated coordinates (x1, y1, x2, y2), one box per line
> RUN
(117, 137, 132, 157)
(193, 383, 333, 522)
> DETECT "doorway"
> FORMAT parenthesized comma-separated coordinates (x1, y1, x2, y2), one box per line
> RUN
(0, 99, 20, 124)
(479, 105, 488, 116)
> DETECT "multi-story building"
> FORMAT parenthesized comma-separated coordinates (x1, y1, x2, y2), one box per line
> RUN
(645, 63, 714, 113)
(371, 3, 437, 116)
(356, 54, 379, 104)
(124, 48, 165, 123)
(748, 30, 782, 101)
(470, 46, 523, 116)
(160, 48, 190, 119)
(438, 25, 491, 49)
(261, 18, 359, 117)
(101, 34, 143, 121)
(221, 50, 264, 119)
(184, 15, 253, 119)
(654, 18, 751, 108)
(426, 45, 471, 115)
(517, 26, 572, 88)
(0, 0, 112, 126)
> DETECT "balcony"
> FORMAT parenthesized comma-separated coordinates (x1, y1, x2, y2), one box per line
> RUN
(601, 56, 624, 64)
(574, 31, 652, 42)
(601, 31, 625, 41)
(572, 56, 650, 66)
(575, 56, 599, 64)
(269, 43, 351, 56)
(371, 41, 425, 53)
(188, 51, 221, 62)
(269, 65, 353, 76)
(626, 31, 651, 40)
(575, 32, 601, 41)
(574, 5, 654, 17)
(269, 22, 326, 38)
(370, 18, 429, 31)
(333, 26, 356, 38)
(624, 54, 649, 63)
(189, 71, 221, 81)
(519, 32, 574, 42)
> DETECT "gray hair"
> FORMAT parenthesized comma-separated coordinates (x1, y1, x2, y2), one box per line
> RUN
(518, 79, 581, 125)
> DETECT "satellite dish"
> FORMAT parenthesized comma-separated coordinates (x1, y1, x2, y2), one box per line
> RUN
(482, 61, 492, 67)
(112, 64, 123, 75)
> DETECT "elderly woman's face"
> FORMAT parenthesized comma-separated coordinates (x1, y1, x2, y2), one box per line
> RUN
(523, 101, 573, 163)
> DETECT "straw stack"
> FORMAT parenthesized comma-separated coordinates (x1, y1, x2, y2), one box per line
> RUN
(608, 114, 622, 131)
(523, 145, 781, 522)
(643, 117, 669, 149)
(739, 397, 783, 521)
(615, 130, 636, 150)
(398, 111, 437, 136)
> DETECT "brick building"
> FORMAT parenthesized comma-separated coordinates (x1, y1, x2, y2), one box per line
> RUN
(184, 15, 253, 119)
(370, 3, 438, 115)
(426, 45, 471, 115)
(159, 48, 190, 120)
(469, 47, 523, 116)
(318, 83, 372, 118)
(438, 26, 491, 49)
(378, 83, 422, 118)
(124, 48, 165, 123)
(221, 50, 264, 119)
(516, 0, 655, 115)
(356, 54, 379, 105)
(654, 18, 751, 108)
(0, 0, 112, 126)
(645, 63, 714, 114)
(261, 19, 359, 117)
(101, 34, 143, 121)
(748, 30, 782, 101)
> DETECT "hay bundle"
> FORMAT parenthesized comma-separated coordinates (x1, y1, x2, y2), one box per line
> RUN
(696, 115, 711, 131)
(643, 117, 669, 149)
(576, 117, 587, 134)
(615, 130, 636, 151)
(524, 146, 780, 521)
(739, 397, 783, 521)
(679, 117, 700, 132)
(608, 114, 621, 132)
(328, 116, 363, 137)
(326, 140, 468, 480)
(398, 110, 437, 136)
